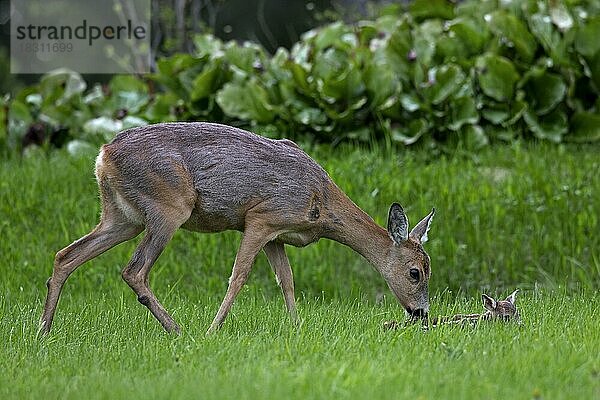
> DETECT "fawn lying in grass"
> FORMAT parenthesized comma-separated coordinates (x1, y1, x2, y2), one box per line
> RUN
(383, 289, 520, 330)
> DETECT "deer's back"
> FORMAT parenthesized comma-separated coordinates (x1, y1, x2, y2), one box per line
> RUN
(101, 122, 332, 232)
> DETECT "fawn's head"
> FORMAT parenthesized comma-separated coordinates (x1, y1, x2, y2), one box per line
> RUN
(384, 203, 435, 320)
(482, 289, 520, 320)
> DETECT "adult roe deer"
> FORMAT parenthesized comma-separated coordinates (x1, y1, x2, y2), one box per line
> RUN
(40, 122, 435, 335)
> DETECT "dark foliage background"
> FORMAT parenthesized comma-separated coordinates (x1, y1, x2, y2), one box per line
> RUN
(1, 0, 599, 155)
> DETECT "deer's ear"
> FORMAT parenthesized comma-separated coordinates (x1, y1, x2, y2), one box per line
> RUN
(482, 294, 497, 311)
(387, 203, 409, 244)
(505, 289, 519, 305)
(410, 208, 435, 243)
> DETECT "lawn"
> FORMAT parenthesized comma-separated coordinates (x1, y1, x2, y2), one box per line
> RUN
(0, 142, 598, 399)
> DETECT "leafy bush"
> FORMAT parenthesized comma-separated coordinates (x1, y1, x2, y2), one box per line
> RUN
(2, 0, 600, 155)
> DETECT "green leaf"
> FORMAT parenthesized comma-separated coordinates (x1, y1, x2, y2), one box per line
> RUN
(523, 109, 568, 142)
(193, 34, 223, 58)
(523, 72, 566, 115)
(313, 22, 354, 52)
(153, 54, 201, 100)
(425, 64, 466, 105)
(364, 60, 399, 108)
(590, 51, 600, 91)
(528, 13, 568, 66)
(448, 18, 487, 55)
(294, 108, 327, 127)
(503, 99, 527, 127)
(461, 125, 489, 150)
(191, 59, 223, 101)
(482, 102, 510, 125)
(487, 11, 537, 62)
(40, 68, 86, 103)
(224, 41, 266, 75)
(486, 126, 519, 142)
(436, 35, 468, 60)
(25, 94, 42, 108)
(476, 54, 520, 102)
(319, 66, 365, 102)
(528, 13, 554, 50)
(108, 76, 149, 113)
(290, 41, 312, 70)
(413, 20, 443, 68)
(83, 117, 122, 142)
(448, 96, 479, 131)
(82, 84, 105, 105)
(9, 100, 32, 123)
(312, 48, 365, 101)
(322, 97, 367, 122)
(357, 21, 378, 46)
(40, 104, 90, 130)
(109, 75, 147, 93)
(216, 80, 276, 123)
(346, 127, 371, 142)
(384, 20, 412, 81)
(216, 83, 252, 120)
(575, 17, 600, 57)
(287, 61, 312, 95)
(482, 109, 509, 125)
(144, 93, 180, 122)
(549, 3, 573, 31)
(391, 118, 428, 145)
(410, 0, 454, 21)
(312, 48, 348, 83)
(399, 93, 421, 112)
(122, 116, 148, 130)
(567, 112, 600, 142)
(8, 100, 32, 142)
(268, 48, 292, 82)
(66, 140, 97, 158)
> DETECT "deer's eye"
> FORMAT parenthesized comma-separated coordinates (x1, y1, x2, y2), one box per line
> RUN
(409, 268, 420, 281)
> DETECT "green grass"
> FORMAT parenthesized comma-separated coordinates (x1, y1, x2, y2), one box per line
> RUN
(1, 291, 598, 399)
(0, 142, 599, 399)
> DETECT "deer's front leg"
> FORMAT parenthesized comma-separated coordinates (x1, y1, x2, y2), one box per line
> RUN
(263, 240, 298, 324)
(206, 225, 271, 335)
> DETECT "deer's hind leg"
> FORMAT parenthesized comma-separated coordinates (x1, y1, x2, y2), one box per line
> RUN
(40, 200, 143, 335)
(120, 196, 195, 334)
(121, 178, 195, 333)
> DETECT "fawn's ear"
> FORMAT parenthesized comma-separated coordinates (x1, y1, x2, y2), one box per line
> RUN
(388, 203, 409, 244)
(482, 294, 497, 311)
(409, 208, 435, 243)
(505, 289, 519, 305)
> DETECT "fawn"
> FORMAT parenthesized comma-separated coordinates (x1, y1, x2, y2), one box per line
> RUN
(383, 289, 520, 330)
(430, 289, 520, 327)
(40, 122, 435, 335)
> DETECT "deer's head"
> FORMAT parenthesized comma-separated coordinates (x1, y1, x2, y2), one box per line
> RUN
(384, 203, 435, 320)
(482, 289, 520, 320)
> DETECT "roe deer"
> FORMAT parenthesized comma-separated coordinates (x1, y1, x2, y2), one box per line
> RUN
(40, 122, 435, 335)
(430, 289, 520, 327)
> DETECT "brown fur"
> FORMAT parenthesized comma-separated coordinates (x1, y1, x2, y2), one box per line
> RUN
(39, 122, 436, 335)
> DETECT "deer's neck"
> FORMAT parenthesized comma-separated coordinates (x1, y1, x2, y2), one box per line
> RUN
(323, 187, 390, 273)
